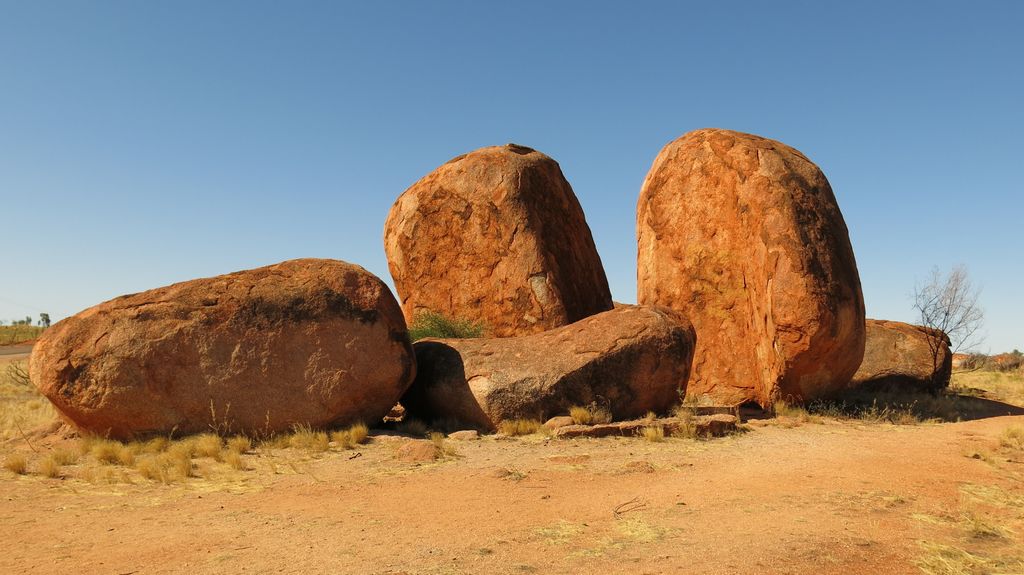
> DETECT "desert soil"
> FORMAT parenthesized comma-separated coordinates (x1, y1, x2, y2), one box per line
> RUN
(3, 408, 1024, 574)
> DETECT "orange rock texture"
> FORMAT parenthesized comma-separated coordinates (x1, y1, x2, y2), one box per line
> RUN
(384, 144, 612, 337)
(851, 319, 952, 392)
(29, 259, 415, 439)
(637, 129, 865, 406)
(402, 305, 695, 431)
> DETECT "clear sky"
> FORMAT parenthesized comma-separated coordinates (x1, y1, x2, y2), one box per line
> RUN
(1, 1, 1021, 352)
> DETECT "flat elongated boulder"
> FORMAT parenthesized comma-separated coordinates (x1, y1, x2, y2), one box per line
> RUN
(401, 305, 695, 430)
(384, 143, 613, 337)
(29, 259, 415, 439)
(637, 129, 865, 406)
(851, 319, 951, 392)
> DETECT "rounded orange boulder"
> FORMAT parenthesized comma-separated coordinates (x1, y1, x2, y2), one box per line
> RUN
(384, 143, 613, 337)
(637, 129, 865, 406)
(29, 259, 415, 439)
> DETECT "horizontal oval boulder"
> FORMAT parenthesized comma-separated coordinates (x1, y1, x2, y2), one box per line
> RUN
(637, 128, 865, 407)
(384, 143, 613, 337)
(401, 305, 695, 431)
(850, 319, 952, 393)
(29, 258, 415, 439)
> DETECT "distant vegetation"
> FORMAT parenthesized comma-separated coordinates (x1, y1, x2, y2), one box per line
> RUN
(408, 310, 484, 341)
(0, 325, 44, 345)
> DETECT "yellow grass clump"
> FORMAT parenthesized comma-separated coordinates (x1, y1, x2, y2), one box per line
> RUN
(330, 422, 370, 449)
(193, 433, 224, 460)
(4, 453, 28, 475)
(226, 435, 252, 454)
(498, 419, 543, 436)
(91, 439, 135, 466)
(569, 404, 612, 426)
(641, 426, 665, 442)
(38, 454, 63, 478)
(288, 425, 329, 452)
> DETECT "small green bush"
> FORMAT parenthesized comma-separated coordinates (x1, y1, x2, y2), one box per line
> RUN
(408, 311, 484, 341)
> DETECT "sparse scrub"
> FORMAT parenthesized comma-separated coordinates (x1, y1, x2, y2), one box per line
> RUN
(4, 453, 28, 474)
(4, 360, 32, 388)
(135, 451, 194, 484)
(498, 419, 543, 436)
(914, 541, 1023, 575)
(408, 310, 484, 341)
(429, 431, 459, 457)
(962, 512, 1011, 540)
(0, 324, 44, 345)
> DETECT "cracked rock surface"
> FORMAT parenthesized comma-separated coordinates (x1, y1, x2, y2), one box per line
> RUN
(637, 128, 865, 407)
(384, 143, 613, 337)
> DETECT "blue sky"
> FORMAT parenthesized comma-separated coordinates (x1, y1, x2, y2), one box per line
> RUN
(1, 1, 1021, 352)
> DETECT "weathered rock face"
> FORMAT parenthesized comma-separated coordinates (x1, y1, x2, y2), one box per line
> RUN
(401, 305, 695, 431)
(384, 143, 613, 337)
(851, 319, 952, 392)
(29, 259, 415, 439)
(637, 128, 865, 406)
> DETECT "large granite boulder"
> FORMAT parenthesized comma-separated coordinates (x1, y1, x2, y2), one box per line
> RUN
(29, 259, 415, 439)
(401, 305, 695, 431)
(851, 319, 952, 392)
(384, 143, 613, 337)
(637, 128, 865, 407)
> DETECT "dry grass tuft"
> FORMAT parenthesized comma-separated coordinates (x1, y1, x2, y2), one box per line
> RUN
(429, 431, 459, 458)
(569, 404, 613, 426)
(50, 448, 78, 466)
(498, 419, 543, 436)
(641, 426, 665, 442)
(136, 448, 195, 483)
(91, 439, 135, 466)
(226, 435, 252, 454)
(347, 422, 369, 445)
(998, 426, 1024, 451)
(961, 512, 1012, 540)
(671, 411, 697, 439)
(194, 433, 224, 460)
(38, 454, 62, 478)
(223, 450, 247, 471)
(288, 425, 329, 452)
(569, 406, 593, 425)
(4, 453, 28, 475)
(330, 422, 370, 450)
(914, 540, 1023, 575)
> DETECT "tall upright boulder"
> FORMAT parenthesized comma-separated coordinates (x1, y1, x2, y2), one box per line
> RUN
(384, 144, 613, 337)
(637, 129, 865, 406)
(29, 259, 416, 439)
(851, 319, 952, 393)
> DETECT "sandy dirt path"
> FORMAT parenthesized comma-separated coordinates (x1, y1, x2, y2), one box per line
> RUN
(3, 414, 1024, 574)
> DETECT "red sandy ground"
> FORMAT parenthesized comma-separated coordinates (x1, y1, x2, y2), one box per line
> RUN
(3, 415, 1024, 574)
